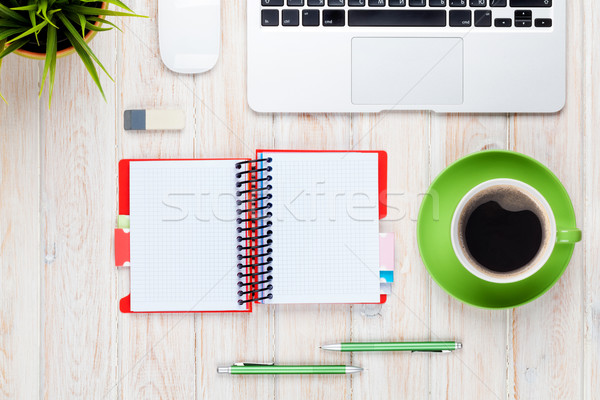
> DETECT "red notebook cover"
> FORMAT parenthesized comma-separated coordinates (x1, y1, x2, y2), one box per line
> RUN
(116, 151, 388, 313)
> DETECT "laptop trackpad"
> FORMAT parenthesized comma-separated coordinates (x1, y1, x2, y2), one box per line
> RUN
(352, 38, 463, 106)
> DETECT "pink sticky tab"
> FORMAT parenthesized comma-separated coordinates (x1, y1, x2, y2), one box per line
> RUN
(115, 229, 130, 267)
(379, 233, 395, 271)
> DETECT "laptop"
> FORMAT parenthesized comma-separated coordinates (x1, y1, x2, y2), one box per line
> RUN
(247, 0, 565, 113)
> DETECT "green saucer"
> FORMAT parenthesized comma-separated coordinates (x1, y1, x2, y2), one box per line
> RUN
(417, 150, 580, 309)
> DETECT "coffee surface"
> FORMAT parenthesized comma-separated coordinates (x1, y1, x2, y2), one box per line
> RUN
(465, 201, 542, 273)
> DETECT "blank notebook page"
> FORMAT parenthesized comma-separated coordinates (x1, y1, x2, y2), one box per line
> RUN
(259, 152, 381, 304)
(129, 160, 245, 312)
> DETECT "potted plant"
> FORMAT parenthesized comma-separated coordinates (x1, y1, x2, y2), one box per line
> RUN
(0, 0, 144, 104)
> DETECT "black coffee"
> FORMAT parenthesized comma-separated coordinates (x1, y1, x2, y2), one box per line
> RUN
(464, 201, 542, 273)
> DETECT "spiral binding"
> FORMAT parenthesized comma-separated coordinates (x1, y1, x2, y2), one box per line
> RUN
(235, 158, 274, 305)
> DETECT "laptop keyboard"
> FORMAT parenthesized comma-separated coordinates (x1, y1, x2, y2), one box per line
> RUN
(260, 0, 553, 28)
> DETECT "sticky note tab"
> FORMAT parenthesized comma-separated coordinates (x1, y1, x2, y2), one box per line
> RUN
(380, 270, 394, 283)
(380, 282, 392, 295)
(115, 229, 130, 267)
(380, 233, 394, 271)
(118, 215, 130, 229)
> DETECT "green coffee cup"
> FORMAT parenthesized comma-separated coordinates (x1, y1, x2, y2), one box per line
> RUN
(417, 151, 581, 309)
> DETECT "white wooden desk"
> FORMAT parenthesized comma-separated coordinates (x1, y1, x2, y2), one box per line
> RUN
(0, 1, 598, 399)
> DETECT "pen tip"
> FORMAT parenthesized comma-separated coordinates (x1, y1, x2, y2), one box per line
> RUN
(346, 366, 364, 374)
(457, 342, 463, 350)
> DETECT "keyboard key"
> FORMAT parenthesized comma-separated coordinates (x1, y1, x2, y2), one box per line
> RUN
(409, 0, 426, 6)
(307, 0, 325, 5)
(328, 0, 345, 5)
(450, 10, 471, 26)
(470, 0, 486, 6)
(535, 18, 552, 27)
(490, 0, 506, 6)
(515, 19, 532, 27)
(494, 17, 512, 26)
(514, 9, 532, 18)
(262, 10, 279, 26)
(429, 0, 447, 6)
(474, 10, 492, 26)
(390, 0, 407, 5)
(450, 0, 466, 6)
(288, 0, 304, 4)
(282, 9, 300, 25)
(369, 0, 386, 6)
(349, 0, 366, 5)
(323, 10, 345, 25)
(302, 9, 320, 25)
(511, 0, 551, 6)
(262, 0, 284, 5)
(348, 10, 446, 26)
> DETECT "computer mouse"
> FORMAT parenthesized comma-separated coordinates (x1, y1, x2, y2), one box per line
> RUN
(158, 0, 220, 74)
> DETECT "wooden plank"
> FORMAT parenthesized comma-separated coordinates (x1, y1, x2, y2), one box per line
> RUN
(509, 1, 584, 398)
(0, 55, 40, 400)
(194, 2, 275, 400)
(271, 113, 352, 400)
(116, 1, 197, 399)
(40, 28, 118, 398)
(351, 112, 431, 400)
(429, 114, 509, 400)
(583, 1, 599, 398)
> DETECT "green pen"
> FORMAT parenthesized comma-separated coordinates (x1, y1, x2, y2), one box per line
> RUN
(217, 363, 363, 375)
(320, 341, 462, 353)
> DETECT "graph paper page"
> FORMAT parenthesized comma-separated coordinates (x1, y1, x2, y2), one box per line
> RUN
(259, 152, 381, 304)
(129, 160, 246, 312)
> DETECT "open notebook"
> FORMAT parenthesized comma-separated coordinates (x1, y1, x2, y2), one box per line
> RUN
(116, 150, 388, 313)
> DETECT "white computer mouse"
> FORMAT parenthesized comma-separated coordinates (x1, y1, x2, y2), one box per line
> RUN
(158, 0, 220, 74)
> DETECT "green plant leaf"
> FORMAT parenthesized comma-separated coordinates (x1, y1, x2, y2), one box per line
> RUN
(82, 0, 134, 13)
(37, 0, 59, 28)
(0, 38, 6, 104)
(64, 10, 111, 32)
(6, 20, 48, 44)
(0, 3, 28, 22)
(56, 12, 113, 82)
(63, 11, 88, 36)
(82, 21, 112, 32)
(38, 0, 48, 18)
(78, 13, 86, 37)
(0, 27, 27, 42)
(40, 24, 57, 103)
(62, 27, 106, 101)
(87, 16, 121, 32)
(0, 37, 29, 61)
(10, 5, 38, 11)
(28, 9, 41, 45)
(0, 20, 23, 28)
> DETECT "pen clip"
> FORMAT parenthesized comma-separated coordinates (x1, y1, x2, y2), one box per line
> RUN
(234, 362, 275, 366)
(410, 350, 451, 353)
